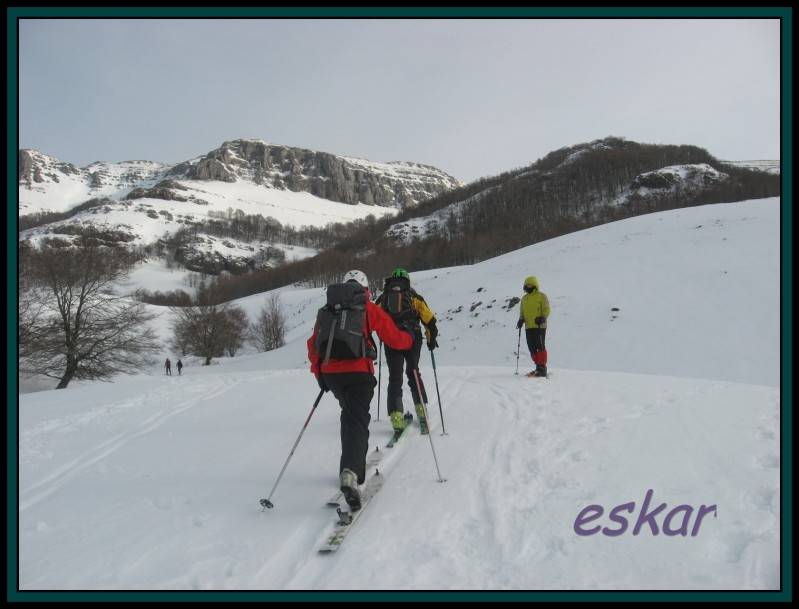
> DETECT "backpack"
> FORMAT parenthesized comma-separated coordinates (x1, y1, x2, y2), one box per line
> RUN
(315, 282, 373, 361)
(380, 276, 417, 327)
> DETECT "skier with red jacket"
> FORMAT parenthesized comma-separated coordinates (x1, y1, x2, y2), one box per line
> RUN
(307, 269, 413, 510)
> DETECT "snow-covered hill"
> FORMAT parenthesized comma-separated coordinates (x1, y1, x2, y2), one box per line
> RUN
(379, 138, 780, 257)
(18, 150, 167, 214)
(386, 162, 731, 245)
(19, 140, 461, 216)
(18, 140, 461, 273)
(18, 197, 781, 590)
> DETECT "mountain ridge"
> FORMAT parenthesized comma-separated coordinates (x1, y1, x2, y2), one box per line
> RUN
(19, 139, 461, 215)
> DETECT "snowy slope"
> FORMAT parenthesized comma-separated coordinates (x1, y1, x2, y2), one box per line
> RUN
(18, 197, 781, 590)
(200, 197, 779, 388)
(18, 150, 166, 214)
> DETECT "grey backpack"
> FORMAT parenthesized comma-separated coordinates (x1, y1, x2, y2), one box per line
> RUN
(315, 282, 372, 361)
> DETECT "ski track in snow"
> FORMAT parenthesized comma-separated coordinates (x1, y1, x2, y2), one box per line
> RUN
(17, 366, 780, 590)
(20, 377, 240, 511)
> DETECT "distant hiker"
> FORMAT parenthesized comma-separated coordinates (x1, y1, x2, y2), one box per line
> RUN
(375, 267, 439, 435)
(516, 276, 550, 377)
(176, 359, 183, 376)
(307, 269, 413, 510)
(165, 358, 172, 376)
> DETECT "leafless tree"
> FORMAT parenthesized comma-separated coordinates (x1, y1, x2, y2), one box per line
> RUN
(222, 305, 249, 357)
(250, 293, 286, 352)
(170, 302, 247, 365)
(20, 243, 160, 389)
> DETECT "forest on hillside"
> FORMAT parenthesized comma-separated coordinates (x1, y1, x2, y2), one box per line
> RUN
(189, 139, 780, 304)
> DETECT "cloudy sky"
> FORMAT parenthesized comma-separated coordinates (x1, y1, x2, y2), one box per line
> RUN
(19, 18, 781, 183)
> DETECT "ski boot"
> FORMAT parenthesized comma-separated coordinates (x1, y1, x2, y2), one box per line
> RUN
(527, 366, 547, 378)
(339, 468, 362, 511)
(390, 410, 408, 432)
(415, 403, 429, 435)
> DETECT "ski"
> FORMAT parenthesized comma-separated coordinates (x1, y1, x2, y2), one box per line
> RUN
(318, 468, 386, 553)
(386, 412, 414, 448)
(325, 446, 383, 507)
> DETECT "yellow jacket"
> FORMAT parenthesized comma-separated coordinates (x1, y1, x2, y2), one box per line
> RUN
(412, 294, 436, 326)
(412, 294, 437, 342)
(519, 276, 550, 329)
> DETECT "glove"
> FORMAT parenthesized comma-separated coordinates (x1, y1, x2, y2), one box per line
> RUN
(426, 321, 439, 350)
(535, 316, 546, 326)
(316, 375, 329, 393)
(516, 318, 524, 329)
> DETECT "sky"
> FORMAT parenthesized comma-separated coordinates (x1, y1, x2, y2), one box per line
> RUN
(19, 18, 781, 184)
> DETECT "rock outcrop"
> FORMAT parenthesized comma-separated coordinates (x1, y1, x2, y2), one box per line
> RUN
(171, 139, 460, 208)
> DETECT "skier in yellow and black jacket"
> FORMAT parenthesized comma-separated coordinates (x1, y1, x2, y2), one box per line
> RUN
(517, 275, 550, 377)
(374, 267, 438, 435)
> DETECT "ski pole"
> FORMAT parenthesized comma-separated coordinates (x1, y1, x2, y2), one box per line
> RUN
(412, 368, 446, 483)
(260, 388, 325, 510)
(429, 350, 447, 435)
(377, 340, 382, 421)
(515, 326, 522, 375)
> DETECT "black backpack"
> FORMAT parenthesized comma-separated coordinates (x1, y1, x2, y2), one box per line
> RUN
(315, 282, 373, 361)
(380, 276, 417, 327)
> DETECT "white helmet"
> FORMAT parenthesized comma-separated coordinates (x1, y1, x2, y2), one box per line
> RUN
(343, 269, 368, 289)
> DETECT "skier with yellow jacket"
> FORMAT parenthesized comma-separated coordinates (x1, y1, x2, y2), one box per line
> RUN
(516, 276, 550, 377)
(375, 268, 438, 434)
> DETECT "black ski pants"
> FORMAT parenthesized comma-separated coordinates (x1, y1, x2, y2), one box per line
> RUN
(384, 330, 428, 416)
(323, 372, 376, 485)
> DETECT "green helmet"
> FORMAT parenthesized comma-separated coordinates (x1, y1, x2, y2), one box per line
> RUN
(391, 267, 410, 280)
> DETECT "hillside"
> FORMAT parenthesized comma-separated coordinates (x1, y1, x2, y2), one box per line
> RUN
(18, 198, 781, 590)
(377, 138, 780, 257)
(199, 137, 780, 300)
(18, 140, 461, 273)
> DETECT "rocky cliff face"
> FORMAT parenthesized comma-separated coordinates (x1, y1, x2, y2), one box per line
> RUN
(168, 139, 460, 209)
(19, 140, 460, 215)
(18, 149, 82, 186)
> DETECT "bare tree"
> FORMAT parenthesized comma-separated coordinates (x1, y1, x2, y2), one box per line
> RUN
(18, 283, 49, 361)
(20, 244, 160, 389)
(250, 293, 287, 352)
(170, 303, 231, 365)
(222, 305, 249, 357)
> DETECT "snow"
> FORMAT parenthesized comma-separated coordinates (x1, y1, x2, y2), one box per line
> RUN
(19, 152, 165, 214)
(385, 187, 498, 243)
(21, 183, 397, 250)
(608, 163, 730, 207)
(342, 155, 462, 189)
(122, 258, 197, 296)
(17, 197, 781, 590)
(171, 179, 397, 228)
